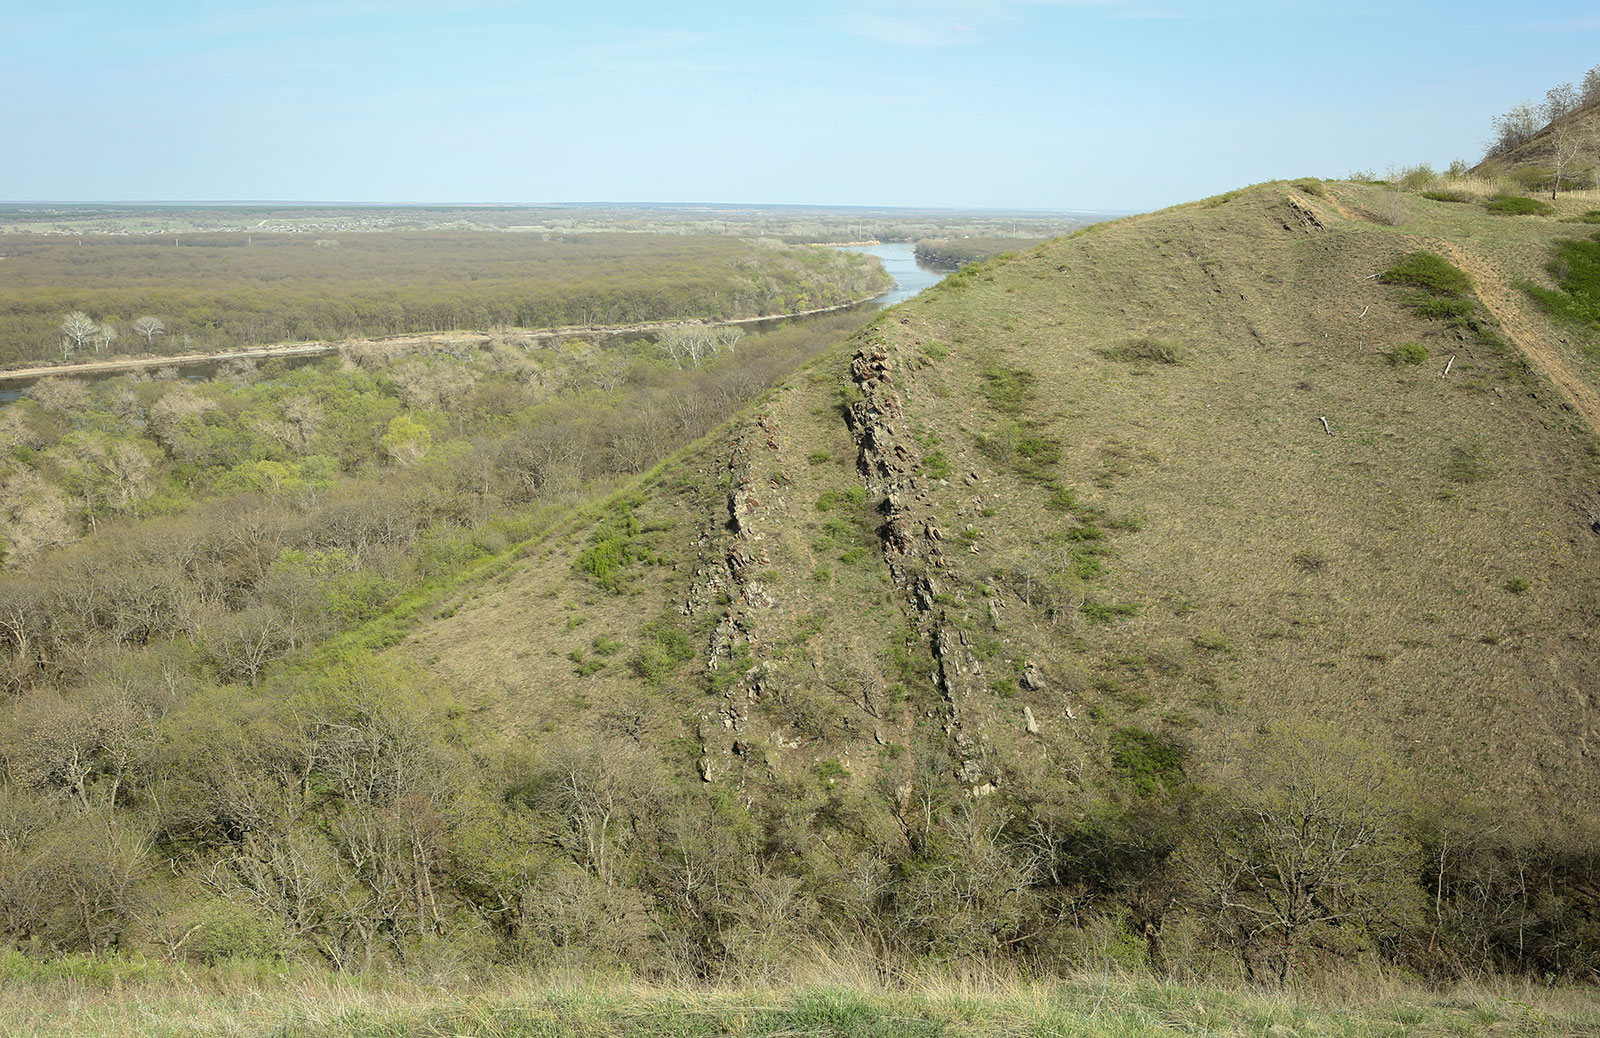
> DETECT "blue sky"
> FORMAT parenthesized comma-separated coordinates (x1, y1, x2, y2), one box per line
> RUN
(3, 1, 1596, 210)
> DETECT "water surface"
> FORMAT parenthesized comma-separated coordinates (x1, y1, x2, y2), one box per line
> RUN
(842, 242, 948, 306)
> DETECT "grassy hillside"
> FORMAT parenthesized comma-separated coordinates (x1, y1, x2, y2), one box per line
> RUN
(392, 175, 1600, 981)
(1474, 98, 1600, 194)
(413, 176, 1600, 805)
(7, 174, 1600, 1005)
(913, 237, 1045, 269)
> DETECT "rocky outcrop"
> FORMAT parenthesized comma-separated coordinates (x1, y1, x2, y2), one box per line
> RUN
(683, 408, 789, 773)
(844, 332, 989, 773)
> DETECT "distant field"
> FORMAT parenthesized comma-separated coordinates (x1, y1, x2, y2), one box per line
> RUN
(0, 201, 1100, 242)
(0, 231, 887, 366)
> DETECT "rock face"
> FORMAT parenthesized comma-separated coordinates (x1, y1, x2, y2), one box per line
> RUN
(682, 407, 790, 780)
(680, 327, 1009, 790)
(844, 331, 989, 773)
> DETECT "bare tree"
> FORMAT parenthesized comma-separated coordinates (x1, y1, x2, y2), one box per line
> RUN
(132, 316, 165, 346)
(1187, 724, 1421, 985)
(1546, 116, 1591, 199)
(281, 396, 323, 454)
(0, 470, 75, 567)
(93, 322, 118, 356)
(656, 323, 740, 369)
(536, 738, 662, 888)
(1487, 100, 1543, 159)
(1545, 82, 1581, 121)
(1584, 64, 1600, 107)
(204, 604, 292, 686)
(1540, 84, 1594, 198)
(58, 311, 97, 359)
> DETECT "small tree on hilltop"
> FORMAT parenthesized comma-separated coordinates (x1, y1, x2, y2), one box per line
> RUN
(1583, 64, 1600, 107)
(1487, 101, 1542, 159)
(1545, 82, 1581, 122)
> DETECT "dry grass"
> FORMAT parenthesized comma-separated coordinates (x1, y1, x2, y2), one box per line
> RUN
(2, 953, 1596, 1036)
(393, 174, 1600, 823)
(853, 181, 1600, 821)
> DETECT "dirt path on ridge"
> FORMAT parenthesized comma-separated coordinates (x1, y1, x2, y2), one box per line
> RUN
(1429, 238, 1600, 437)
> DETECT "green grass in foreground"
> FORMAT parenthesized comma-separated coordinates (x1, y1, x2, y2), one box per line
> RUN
(1, 960, 1598, 1037)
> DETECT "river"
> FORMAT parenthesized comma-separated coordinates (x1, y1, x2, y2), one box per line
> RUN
(844, 242, 948, 307)
(0, 242, 950, 404)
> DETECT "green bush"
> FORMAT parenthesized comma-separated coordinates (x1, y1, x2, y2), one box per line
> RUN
(1110, 726, 1187, 796)
(1509, 165, 1554, 193)
(1485, 195, 1555, 217)
(980, 365, 1037, 415)
(1422, 189, 1472, 204)
(1388, 342, 1429, 365)
(574, 503, 647, 593)
(1524, 233, 1600, 328)
(1293, 179, 1327, 197)
(1411, 296, 1477, 322)
(1081, 599, 1139, 623)
(628, 619, 695, 682)
(1383, 252, 1472, 296)
(1397, 163, 1438, 191)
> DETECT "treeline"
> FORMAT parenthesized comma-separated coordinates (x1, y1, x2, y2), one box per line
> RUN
(0, 313, 913, 976)
(0, 232, 889, 366)
(1484, 63, 1600, 160)
(913, 237, 1045, 270)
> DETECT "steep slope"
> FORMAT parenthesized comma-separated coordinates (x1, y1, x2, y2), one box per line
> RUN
(1475, 98, 1600, 186)
(406, 179, 1600, 828)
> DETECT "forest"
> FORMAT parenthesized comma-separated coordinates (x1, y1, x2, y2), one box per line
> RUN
(0, 232, 889, 366)
(912, 237, 1045, 269)
(0, 311, 930, 974)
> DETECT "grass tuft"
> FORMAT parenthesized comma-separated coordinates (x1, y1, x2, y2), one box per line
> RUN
(1098, 337, 1185, 364)
(1485, 195, 1555, 217)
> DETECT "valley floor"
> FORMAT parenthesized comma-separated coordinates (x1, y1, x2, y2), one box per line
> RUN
(2, 960, 1598, 1037)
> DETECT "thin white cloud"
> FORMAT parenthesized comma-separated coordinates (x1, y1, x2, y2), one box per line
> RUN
(1531, 14, 1600, 31)
(840, 0, 1136, 48)
(846, 13, 979, 48)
